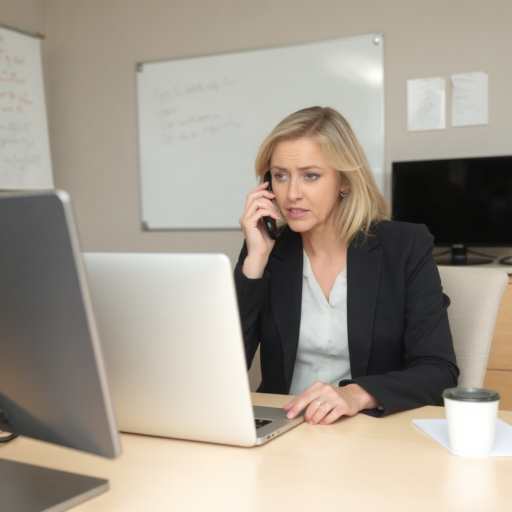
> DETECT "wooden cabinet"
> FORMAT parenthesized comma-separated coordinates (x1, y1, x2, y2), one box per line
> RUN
(484, 370, 512, 410)
(484, 276, 512, 410)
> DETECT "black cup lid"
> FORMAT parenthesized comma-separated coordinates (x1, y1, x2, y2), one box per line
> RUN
(443, 387, 501, 402)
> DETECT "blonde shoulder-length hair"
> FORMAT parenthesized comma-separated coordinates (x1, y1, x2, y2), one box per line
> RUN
(255, 106, 389, 245)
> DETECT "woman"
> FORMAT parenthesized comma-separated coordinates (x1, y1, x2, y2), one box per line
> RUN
(236, 107, 458, 426)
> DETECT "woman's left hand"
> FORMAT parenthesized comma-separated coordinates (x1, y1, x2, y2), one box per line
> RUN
(284, 382, 380, 425)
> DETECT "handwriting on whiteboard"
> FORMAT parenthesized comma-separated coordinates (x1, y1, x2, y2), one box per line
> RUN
(154, 77, 237, 100)
(152, 78, 241, 145)
(159, 109, 241, 145)
(0, 32, 40, 171)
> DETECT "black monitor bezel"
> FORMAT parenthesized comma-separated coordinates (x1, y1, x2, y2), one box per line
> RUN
(391, 155, 512, 248)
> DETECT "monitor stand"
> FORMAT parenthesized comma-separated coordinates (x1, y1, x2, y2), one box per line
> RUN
(0, 459, 108, 512)
(434, 245, 493, 266)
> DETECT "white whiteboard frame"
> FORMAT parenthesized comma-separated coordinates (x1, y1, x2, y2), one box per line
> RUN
(136, 34, 384, 230)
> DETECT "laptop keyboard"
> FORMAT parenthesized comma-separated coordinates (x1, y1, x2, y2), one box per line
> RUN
(255, 419, 273, 430)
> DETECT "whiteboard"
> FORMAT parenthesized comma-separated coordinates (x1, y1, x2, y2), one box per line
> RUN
(0, 26, 53, 189)
(136, 34, 384, 230)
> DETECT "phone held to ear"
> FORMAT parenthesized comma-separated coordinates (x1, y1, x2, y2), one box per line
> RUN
(263, 171, 278, 240)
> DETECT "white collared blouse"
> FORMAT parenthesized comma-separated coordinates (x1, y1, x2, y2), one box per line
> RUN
(289, 250, 351, 395)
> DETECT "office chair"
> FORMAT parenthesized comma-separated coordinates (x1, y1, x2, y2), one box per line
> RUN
(438, 266, 509, 388)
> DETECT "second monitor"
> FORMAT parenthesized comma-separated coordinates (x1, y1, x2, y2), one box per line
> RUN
(392, 155, 512, 265)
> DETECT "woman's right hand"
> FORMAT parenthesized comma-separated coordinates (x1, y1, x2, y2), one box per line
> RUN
(238, 181, 280, 279)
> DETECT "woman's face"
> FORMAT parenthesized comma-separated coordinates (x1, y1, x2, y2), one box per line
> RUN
(270, 138, 347, 235)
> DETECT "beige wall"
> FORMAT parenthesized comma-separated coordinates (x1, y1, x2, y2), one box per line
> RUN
(0, 0, 46, 34)
(3, 0, 512, 263)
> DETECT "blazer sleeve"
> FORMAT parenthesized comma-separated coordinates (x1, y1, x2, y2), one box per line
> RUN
(234, 241, 270, 370)
(340, 224, 459, 417)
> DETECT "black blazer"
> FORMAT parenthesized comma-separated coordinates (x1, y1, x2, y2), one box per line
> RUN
(234, 221, 459, 417)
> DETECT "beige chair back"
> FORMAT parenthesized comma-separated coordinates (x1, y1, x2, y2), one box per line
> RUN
(438, 266, 509, 388)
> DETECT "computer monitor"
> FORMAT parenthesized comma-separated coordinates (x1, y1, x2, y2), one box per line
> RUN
(0, 191, 121, 512)
(392, 155, 512, 265)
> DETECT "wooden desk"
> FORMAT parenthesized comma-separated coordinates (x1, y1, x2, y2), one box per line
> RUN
(1, 394, 512, 512)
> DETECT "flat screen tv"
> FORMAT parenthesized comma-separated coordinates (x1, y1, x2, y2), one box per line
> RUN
(392, 155, 512, 265)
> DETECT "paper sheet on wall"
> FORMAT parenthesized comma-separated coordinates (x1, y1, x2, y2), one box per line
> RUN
(407, 77, 446, 132)
(451, 72, 488, 127)
(0, 27, 53, 189)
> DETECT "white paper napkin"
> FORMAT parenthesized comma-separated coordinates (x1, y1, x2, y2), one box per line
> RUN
(412, 418, 512, 456)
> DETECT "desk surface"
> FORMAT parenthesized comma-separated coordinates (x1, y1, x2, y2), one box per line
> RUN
(1, 393, 512, 512)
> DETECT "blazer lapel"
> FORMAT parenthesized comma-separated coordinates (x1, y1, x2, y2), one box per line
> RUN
(347, 232, 382, 378)
(270, 229, 303, 390)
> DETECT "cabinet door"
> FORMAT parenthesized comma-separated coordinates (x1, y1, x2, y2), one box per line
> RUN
(484, 370, 512, 410)
(487, 281, 512, 370)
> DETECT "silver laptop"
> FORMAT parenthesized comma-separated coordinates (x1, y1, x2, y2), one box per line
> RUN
(83, 252, 304, 446)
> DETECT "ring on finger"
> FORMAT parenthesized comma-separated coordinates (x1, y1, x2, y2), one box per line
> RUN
(315, 400, 322, 406)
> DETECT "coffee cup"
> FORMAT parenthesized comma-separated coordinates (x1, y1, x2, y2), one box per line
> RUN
(443, 387, 500, 458)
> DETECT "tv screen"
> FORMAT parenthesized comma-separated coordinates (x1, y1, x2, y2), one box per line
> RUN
(392, 156, 512, 247)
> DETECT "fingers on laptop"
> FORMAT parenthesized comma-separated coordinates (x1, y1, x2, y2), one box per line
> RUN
(284, 382, 355, 425)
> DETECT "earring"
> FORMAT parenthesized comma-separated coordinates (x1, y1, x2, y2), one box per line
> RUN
(340, 191, 347, 198)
